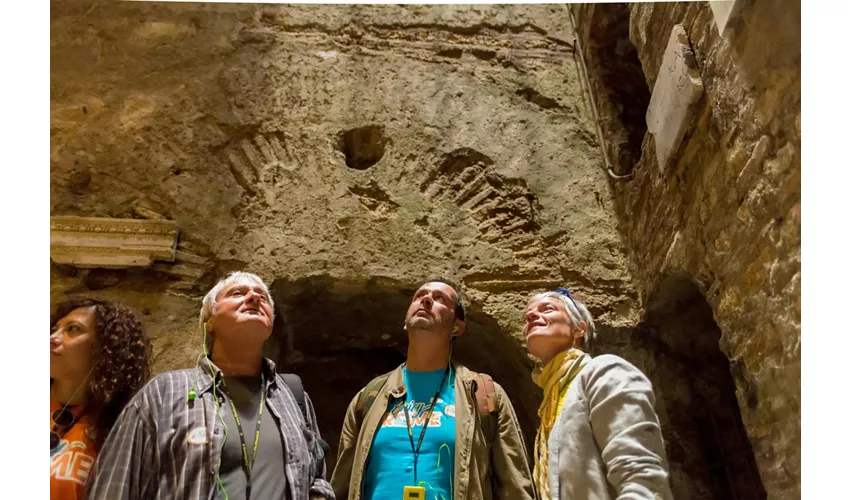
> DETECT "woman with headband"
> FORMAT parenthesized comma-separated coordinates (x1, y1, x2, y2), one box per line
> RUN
(523, 288, 673, 500)
(50, 298, 151, 499)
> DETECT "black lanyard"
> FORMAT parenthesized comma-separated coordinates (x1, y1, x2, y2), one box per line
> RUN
(401, 365, 450, 484)
(222, 372, 265, 500)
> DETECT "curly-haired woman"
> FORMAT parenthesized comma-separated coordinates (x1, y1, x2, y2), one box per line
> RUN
(49, 298, 151, 500)
(523, 289, 674, 500)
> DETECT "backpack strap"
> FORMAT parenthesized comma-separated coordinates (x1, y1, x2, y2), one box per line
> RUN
(355, 372, 391, 423)
(472, 372, 498, 441)
(280, 373, 329, 458)
(473, 372, 497, 413)
(280, 373, 307, 421)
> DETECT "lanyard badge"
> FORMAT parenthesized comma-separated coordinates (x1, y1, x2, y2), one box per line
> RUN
(222, 372, 265, 500)
(401, 365, 450, 498)
(403, 485, 427, 500)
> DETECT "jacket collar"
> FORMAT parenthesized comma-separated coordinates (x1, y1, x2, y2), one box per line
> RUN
(385, 360, 468, 398)
(195, 356, 278, 395)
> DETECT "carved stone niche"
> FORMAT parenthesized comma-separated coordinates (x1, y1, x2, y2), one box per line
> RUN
(645, 24, 704, 173)
(50, 216, 179, 268)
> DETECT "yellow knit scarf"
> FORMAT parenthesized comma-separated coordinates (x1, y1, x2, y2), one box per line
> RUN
(532, 348, 587, 500)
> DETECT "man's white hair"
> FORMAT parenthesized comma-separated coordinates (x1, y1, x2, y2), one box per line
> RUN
(198, 271, 275, 354)
(527, 290, 596, 352)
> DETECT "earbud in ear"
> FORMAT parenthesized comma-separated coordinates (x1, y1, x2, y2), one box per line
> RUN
(452, 326, 459, 333)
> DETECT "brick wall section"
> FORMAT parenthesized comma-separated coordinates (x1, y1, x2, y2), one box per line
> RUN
(573, 0, 800, 498)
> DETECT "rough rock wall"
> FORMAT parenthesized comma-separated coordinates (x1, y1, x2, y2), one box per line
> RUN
(51, 1, 638, 470)
(573, 1, 800, 498)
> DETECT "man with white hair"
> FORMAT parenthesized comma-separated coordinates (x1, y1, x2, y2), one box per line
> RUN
(88, 271, 334, 500)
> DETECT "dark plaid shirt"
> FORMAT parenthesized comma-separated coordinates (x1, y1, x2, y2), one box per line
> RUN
(87, 358, 334, 500)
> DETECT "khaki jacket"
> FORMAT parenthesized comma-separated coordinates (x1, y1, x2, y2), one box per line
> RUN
(331, 362, 536, 500)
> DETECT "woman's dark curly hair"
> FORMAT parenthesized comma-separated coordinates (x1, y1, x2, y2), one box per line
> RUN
(50, 298, 151, 449)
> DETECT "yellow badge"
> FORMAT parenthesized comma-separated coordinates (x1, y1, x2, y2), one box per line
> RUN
(403, 485, 426, 500)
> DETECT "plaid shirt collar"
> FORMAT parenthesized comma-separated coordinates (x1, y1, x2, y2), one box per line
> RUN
(195, 356, 279, 395)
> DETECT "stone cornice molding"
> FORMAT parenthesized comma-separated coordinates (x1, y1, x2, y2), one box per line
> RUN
(50, 215, 179, 268)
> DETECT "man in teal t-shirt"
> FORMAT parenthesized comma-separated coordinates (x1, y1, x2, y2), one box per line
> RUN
(330, 276, 536, 500)
(363, 366, 457, 500)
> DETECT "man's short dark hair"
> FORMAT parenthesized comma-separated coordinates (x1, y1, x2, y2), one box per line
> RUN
(414, 275, 466, 321)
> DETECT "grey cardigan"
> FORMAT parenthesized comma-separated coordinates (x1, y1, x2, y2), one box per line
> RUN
(547, 354, 674, 500)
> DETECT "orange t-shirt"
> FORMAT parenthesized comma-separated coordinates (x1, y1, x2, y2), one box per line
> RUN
(50, 397, 98, 500)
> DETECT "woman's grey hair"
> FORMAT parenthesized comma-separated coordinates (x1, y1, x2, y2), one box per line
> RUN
(528, 290, 596, 352)
(198, 271, 275, 355)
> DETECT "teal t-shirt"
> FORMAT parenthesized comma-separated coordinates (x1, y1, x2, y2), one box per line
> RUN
(363, 366, 457, 500)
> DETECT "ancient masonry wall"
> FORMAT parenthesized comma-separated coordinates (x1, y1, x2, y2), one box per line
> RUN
(573, 1, 800, 498)
(51, 1, 800, 495)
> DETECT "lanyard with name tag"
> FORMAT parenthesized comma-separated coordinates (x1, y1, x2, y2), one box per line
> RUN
(222, 372, 265, 500)
(401, 365, 450, 499)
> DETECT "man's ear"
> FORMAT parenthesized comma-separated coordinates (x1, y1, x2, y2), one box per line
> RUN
(452, 320, 466, 338)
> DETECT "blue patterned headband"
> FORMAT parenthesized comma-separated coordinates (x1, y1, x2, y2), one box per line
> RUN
(553, 288, 578, 309)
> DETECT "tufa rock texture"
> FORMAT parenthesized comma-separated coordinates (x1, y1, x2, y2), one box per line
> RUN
(51, 1, 637, 472)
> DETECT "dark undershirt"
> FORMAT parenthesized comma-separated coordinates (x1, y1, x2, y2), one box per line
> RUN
(215, 376, 286, 500)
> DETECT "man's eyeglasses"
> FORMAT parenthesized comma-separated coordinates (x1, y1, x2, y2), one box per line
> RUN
(50, 407, 79, 452)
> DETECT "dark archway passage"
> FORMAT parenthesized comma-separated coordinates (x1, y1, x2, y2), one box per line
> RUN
(597, 275, 766, 499)
(268, 276, 539, 474)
